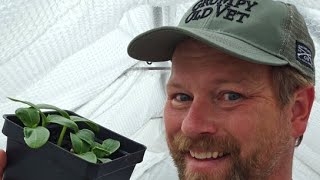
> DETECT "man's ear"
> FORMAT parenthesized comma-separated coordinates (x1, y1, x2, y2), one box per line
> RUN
(291, 86, 315, 138)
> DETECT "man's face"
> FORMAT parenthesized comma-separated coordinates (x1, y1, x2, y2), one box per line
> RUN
(164, 40, 295, 180)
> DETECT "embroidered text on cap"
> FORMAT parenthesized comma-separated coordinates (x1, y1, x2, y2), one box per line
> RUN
(185, 0, 259, 23)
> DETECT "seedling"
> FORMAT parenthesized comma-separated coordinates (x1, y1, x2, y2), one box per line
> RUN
(8, 97, 120, 164)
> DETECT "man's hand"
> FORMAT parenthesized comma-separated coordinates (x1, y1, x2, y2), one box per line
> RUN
(0, 150, 6, 179)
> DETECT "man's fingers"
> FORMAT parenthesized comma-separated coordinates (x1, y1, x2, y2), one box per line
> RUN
(0, 149, 6, 167)
(0, 149, 7, 178)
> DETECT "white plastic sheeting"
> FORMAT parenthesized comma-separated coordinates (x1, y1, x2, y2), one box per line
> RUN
(0, 0, 319, 179)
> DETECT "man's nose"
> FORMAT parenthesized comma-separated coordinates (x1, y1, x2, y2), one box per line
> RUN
(181, 98, 218, 137)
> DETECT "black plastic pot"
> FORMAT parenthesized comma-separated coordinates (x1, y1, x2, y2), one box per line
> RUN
(2, 111, 146, 180)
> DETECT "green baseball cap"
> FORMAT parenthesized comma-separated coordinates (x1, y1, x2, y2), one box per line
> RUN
(127, 0, 315, 82)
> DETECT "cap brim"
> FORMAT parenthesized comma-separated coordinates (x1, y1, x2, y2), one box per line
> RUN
(127, 26, 289, 66)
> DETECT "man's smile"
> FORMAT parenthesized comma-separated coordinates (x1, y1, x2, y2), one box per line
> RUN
(186, 150, 232, 173)
(189, 150, 228, 160)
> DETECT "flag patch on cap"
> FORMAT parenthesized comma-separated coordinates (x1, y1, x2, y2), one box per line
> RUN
(296, 41, 313, 70)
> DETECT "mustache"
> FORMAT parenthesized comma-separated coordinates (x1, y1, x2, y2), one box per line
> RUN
(171, 132, 241, 154)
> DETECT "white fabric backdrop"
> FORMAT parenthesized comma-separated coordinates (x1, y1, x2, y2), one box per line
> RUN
(0, 0, 319, 179)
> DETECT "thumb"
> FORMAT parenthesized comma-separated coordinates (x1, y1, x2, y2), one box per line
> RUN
(0, 149, 7, 178)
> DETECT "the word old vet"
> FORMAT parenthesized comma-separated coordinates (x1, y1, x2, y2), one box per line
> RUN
(185, 0, 259, 23)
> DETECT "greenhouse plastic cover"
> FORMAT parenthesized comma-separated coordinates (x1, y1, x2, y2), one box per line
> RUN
(0, 0, 319, 179)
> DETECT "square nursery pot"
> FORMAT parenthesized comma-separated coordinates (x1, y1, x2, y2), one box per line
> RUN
(2, 110, 146, 180)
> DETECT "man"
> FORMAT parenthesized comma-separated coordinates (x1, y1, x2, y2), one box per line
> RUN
(127, 0, 315, 179)
(0, 0, 316, 179)
(0, 150, 5, 178)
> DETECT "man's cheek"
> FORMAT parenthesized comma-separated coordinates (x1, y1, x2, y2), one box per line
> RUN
(164, 107, 182, 133)
(164, 121, 178, 147)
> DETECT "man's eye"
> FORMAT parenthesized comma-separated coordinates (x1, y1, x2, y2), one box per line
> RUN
(175, 93, 192, 102)
(223, 92, 242, 101)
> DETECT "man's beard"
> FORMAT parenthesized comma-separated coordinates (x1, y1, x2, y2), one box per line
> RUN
(167, 125, 291, 180)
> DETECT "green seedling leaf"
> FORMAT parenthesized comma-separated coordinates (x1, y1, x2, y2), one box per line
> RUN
(8, 97, 49, 126)
(75, 129, 95, 146)
(70, 133, 90, 154)
(102, 139, 120, 154)
(92, 143, 110, 158)
(15, 107, 40, 128)
(36, 104, 70, 119)
(40, 112, 48, 126)
(70, 116, 99, 133)
(47, 115, 79, 132)
(98, 158, 112, 163)
(76, 152, 97, 164)
(23, 127, 50, 148)
(92, 142, 101, 147)
(8, 97, 39, 109)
